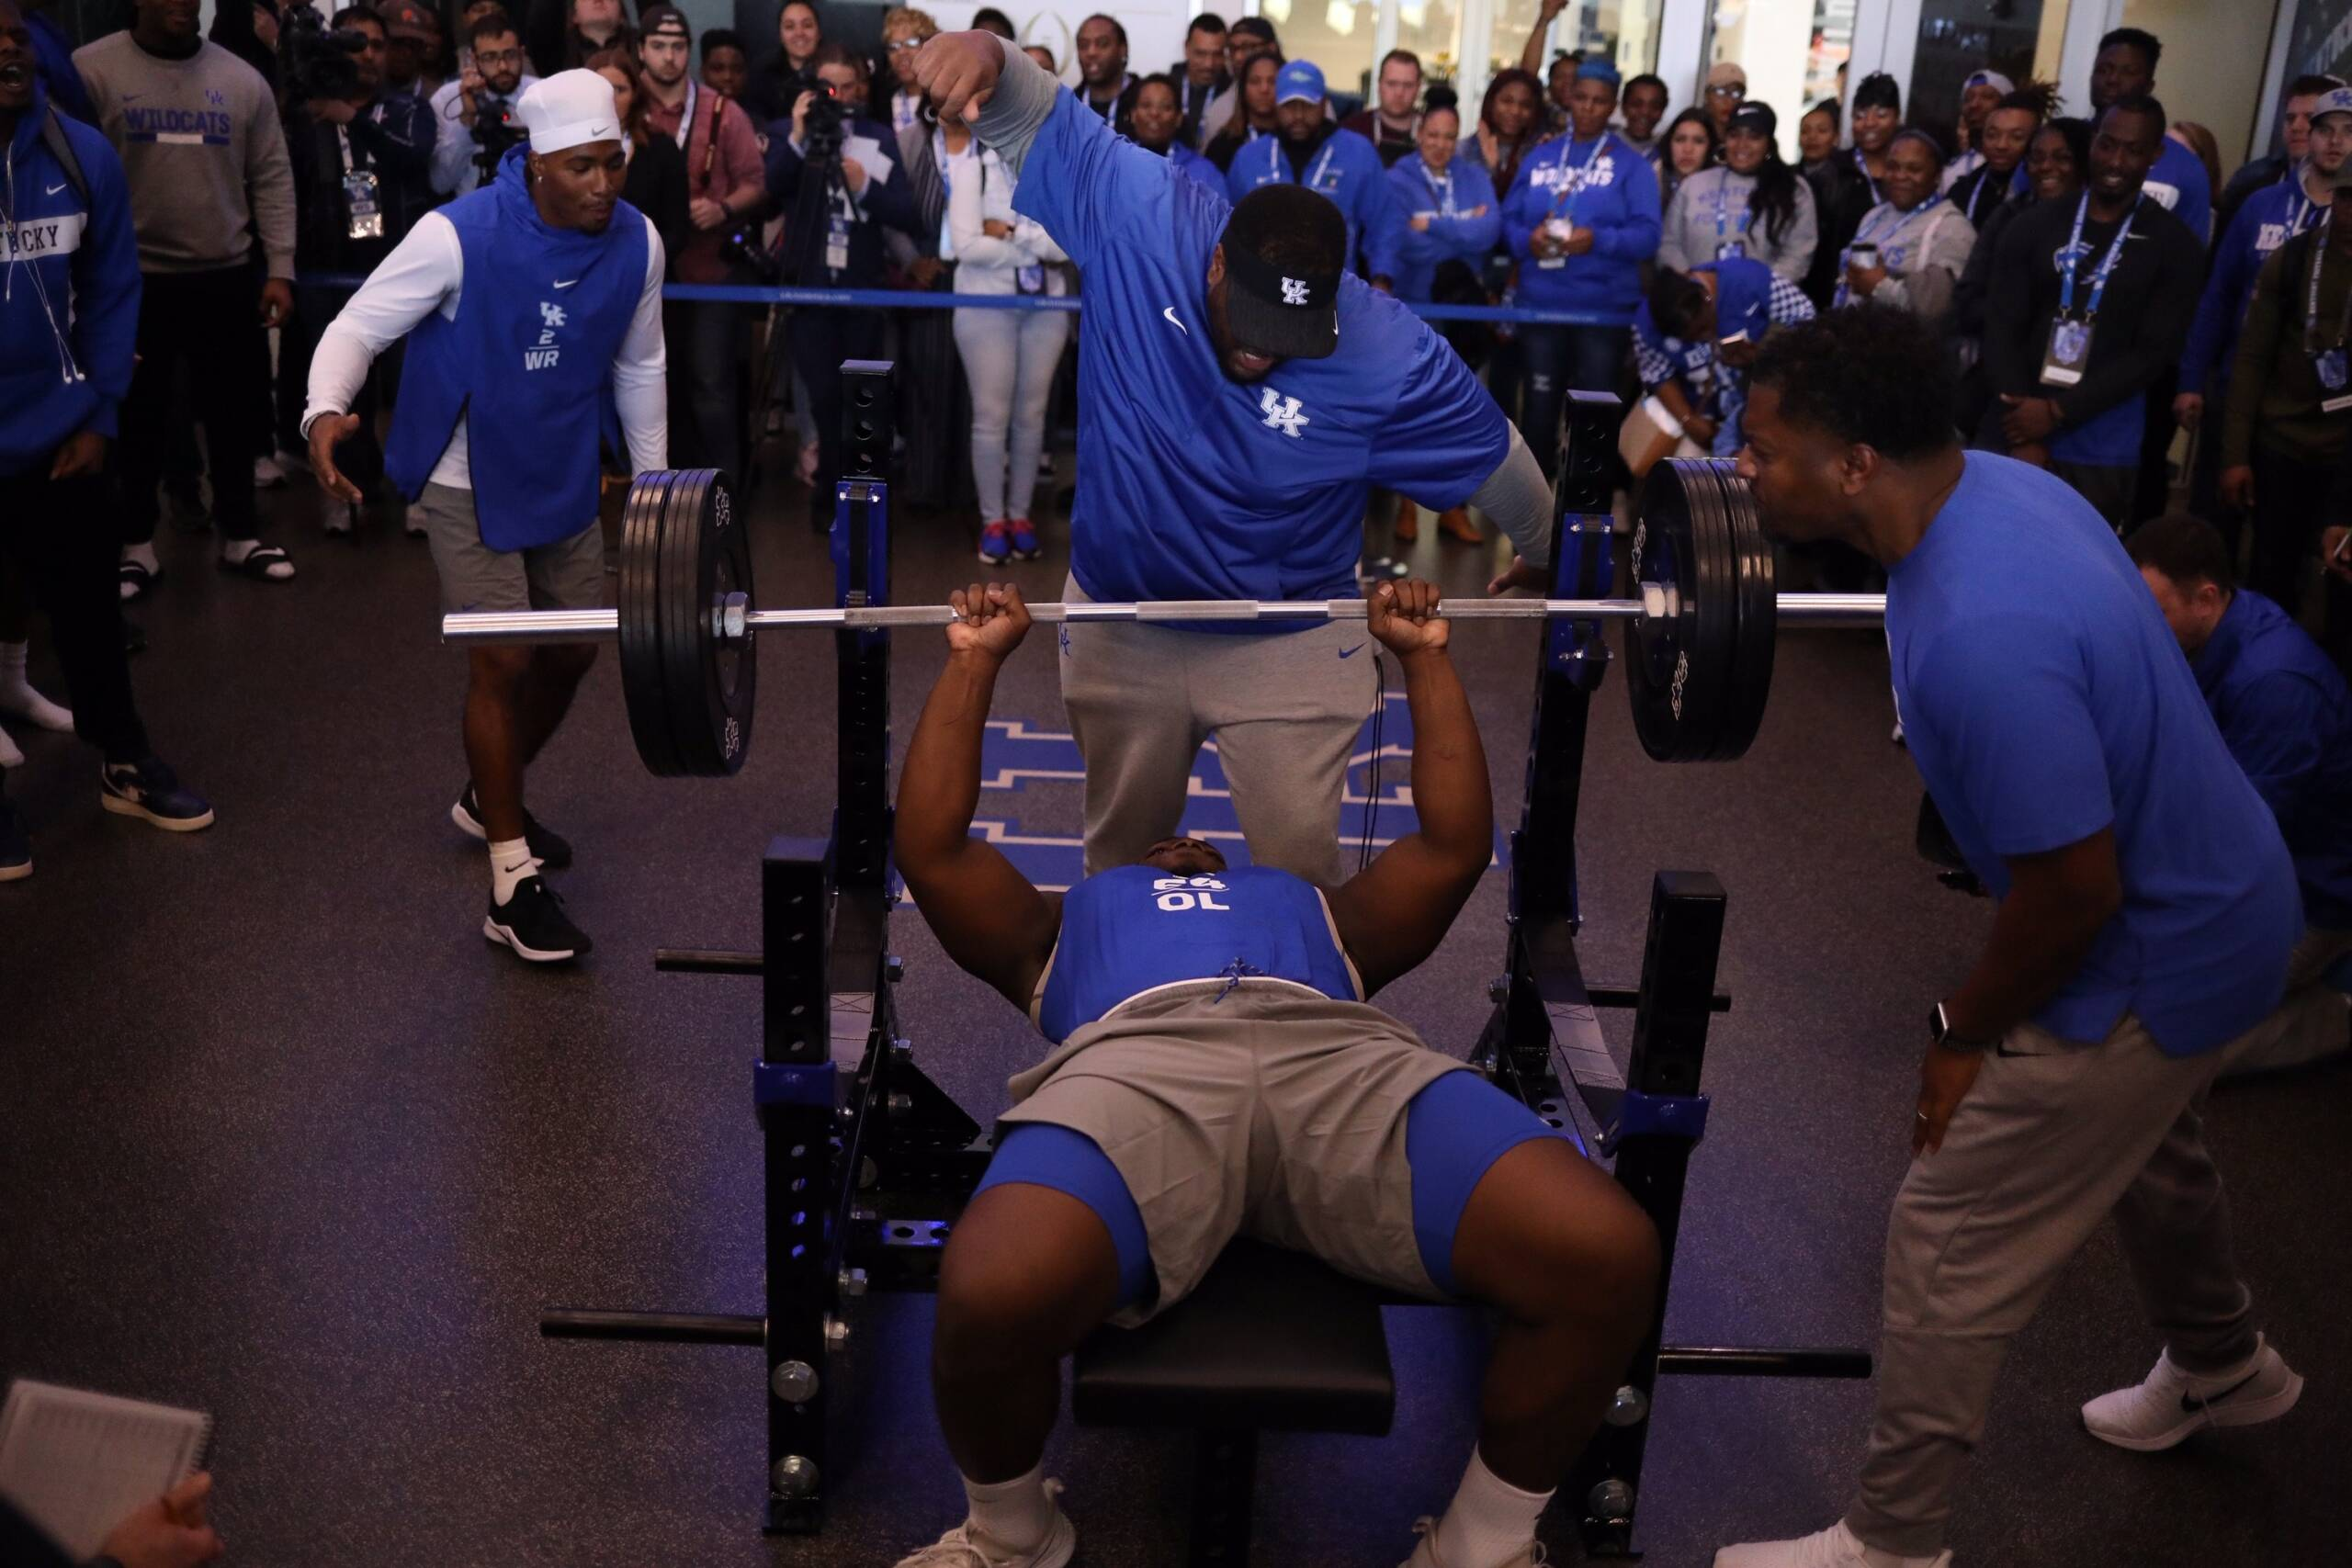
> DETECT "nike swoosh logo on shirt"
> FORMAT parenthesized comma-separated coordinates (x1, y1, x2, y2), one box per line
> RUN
(45, 182, 67, 196)
(1339, 643, 1366, 659)
(553, 277, 581, 288)
(1162, 305, 1188, 335)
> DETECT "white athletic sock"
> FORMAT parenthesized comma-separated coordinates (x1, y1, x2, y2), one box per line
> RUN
(489, 837, 537, 905)
(0, 642, 74, 731)
(963, 1464, 1054, 1553)
(1430, 1448, 1551, 1568)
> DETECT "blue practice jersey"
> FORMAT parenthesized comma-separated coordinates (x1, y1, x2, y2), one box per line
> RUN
(1011, 87, 1510, 607)
(1034, 864, 1363, 1043)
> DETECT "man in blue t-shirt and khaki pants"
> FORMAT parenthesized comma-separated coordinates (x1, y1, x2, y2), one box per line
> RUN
(1716, 305, 2309, 1568)
(915, 29, 1557, 886)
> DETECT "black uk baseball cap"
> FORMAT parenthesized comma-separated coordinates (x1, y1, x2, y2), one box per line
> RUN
(1218, 185, 1348, 362)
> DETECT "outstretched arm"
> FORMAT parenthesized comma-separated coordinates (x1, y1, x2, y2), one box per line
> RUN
(893, 584, 1063, 1011)
(1323, 581, 1494, 996)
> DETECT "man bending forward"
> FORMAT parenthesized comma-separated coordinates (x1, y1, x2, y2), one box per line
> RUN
(890, 580, 1660, 1568)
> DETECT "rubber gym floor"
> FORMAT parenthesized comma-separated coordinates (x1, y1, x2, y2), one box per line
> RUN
(3, 472, 2346, 1568)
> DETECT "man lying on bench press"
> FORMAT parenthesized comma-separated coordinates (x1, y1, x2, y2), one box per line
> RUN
(890, 579, 1663, 1568)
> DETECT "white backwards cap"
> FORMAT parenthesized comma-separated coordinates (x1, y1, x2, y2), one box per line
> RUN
(519, 69, 622, 156)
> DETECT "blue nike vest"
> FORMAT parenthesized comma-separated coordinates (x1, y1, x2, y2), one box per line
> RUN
(383, 145, 646, 550)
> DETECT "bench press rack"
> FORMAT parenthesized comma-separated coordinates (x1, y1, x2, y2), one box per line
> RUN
(542, 371, 1871, 1559)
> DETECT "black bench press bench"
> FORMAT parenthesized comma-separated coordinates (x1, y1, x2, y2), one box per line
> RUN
(541, 377, 1872, 1560)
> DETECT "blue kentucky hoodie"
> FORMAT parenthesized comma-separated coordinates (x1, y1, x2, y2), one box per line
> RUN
(2, 70, 141, 477)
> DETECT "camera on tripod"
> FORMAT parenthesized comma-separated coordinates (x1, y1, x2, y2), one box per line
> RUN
(280, 6, 369, 106)
(801, 84, 846, 157)
(471, 100, 526, 182)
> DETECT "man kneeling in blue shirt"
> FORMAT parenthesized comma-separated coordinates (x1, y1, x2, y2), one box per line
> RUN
(2128, 513, 2352, 1076)
(1717, 304, 2309, 1568)
(912, 29, 1556, 887)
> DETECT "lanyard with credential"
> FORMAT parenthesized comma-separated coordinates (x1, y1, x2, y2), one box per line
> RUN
(1545, 134, 1610, 222)
(1854, 191, 1941, 255)
(2302, 215, 2351, 355)
(1428, 164, 1456, 217)
(2059, 191, 2141, 324)
(1265, 134, 1338, 189)
(670, 77, 697, 152)
(1853, 147, 1881, 205)
(1712, 170, 1751, 243)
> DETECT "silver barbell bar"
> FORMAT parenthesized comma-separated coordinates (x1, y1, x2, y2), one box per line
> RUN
(440, 592, 1887, 646)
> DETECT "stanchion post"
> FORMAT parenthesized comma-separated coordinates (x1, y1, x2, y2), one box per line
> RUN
(835, 360, 895, 891)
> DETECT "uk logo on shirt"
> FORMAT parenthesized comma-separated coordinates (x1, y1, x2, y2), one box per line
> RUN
(1260, 388, 1308, 438)
(526, 301, 567, 370)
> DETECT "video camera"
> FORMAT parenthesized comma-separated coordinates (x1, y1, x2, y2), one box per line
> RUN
(802, 84, 847, 158)
(471, 97, 526, 182)
(280, 6, 369, 106)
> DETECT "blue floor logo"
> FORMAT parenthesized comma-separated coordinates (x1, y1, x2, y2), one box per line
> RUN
(973, 694, 1500, 889)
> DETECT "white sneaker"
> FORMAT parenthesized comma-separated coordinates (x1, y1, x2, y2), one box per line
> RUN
(2081, 1334, 2302, 1452)
(254, 454, 287, 489)
(891, 1481, 1075, 1568)
(1714, 1522, 1950, 1568)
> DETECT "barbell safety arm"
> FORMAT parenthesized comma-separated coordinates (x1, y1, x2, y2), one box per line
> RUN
(441, 593, 1887, 646)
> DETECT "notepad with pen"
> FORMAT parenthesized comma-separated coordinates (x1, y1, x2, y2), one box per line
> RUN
(0, 1380, 211, 1559)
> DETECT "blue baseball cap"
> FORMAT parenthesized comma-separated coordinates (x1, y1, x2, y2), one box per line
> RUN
(1575, 56, 1622, 88)
(1275, 60, 1326, 106)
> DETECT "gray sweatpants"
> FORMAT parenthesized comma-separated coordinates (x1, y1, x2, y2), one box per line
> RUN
(1845, 1006, 2290, 1558)
(2222, 925, 2352, 1077)
(1057, 574, 1378, 886)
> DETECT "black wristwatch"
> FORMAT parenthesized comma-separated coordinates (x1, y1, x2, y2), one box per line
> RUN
(1930, 1000, 1995, 1054)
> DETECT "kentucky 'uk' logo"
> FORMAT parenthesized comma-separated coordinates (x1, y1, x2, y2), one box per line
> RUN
(526, 301, 566, 371)
(1281, 276, 1309, 306)
(1259, 387, 1307, 438)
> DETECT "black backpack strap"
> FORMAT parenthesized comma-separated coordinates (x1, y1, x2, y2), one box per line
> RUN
(40, 105, 91, 210)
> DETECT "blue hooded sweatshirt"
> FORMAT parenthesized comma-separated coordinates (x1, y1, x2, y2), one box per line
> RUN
(2180, 175, 2325, 397)
(1385, 152, 1501, 301)
(1225, 124, 1404, 282)
(2, 72, 141, 478)
(1502, 130, 1660, 315)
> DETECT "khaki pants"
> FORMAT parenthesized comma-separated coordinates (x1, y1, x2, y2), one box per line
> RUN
(1844, 1008, 2293, 1557)
(1056, 575, 1378, 886)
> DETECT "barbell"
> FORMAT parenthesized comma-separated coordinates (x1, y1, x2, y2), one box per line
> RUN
(438, 462, 1888, 775)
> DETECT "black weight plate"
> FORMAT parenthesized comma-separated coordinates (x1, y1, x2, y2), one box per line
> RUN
(656, 468, 714, 775)
(618, 469, 685, 777)
(657, 468, 756, 777)
(1624, 461, 1713, 761)
(1680, 458, 1739, 761)
(1709, 462, 1777, 761)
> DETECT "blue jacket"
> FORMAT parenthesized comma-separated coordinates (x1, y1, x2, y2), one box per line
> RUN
(1384, 153, 1501, 301)
(764, 115, 922, 288)
(1503, 130, 1660, 314)
(1, 74, 141, 478)
(1225, 124, 1404, 283)
(2180, 176, 2324, 397)
(2190, 589, 2352, 930)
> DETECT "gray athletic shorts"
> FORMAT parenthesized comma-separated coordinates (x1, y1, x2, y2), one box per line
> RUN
(416, 482, 605, 615)
(1000, 979, 1470, 1327)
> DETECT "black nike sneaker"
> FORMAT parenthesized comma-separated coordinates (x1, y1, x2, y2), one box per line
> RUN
(483, 874, 593, 964)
